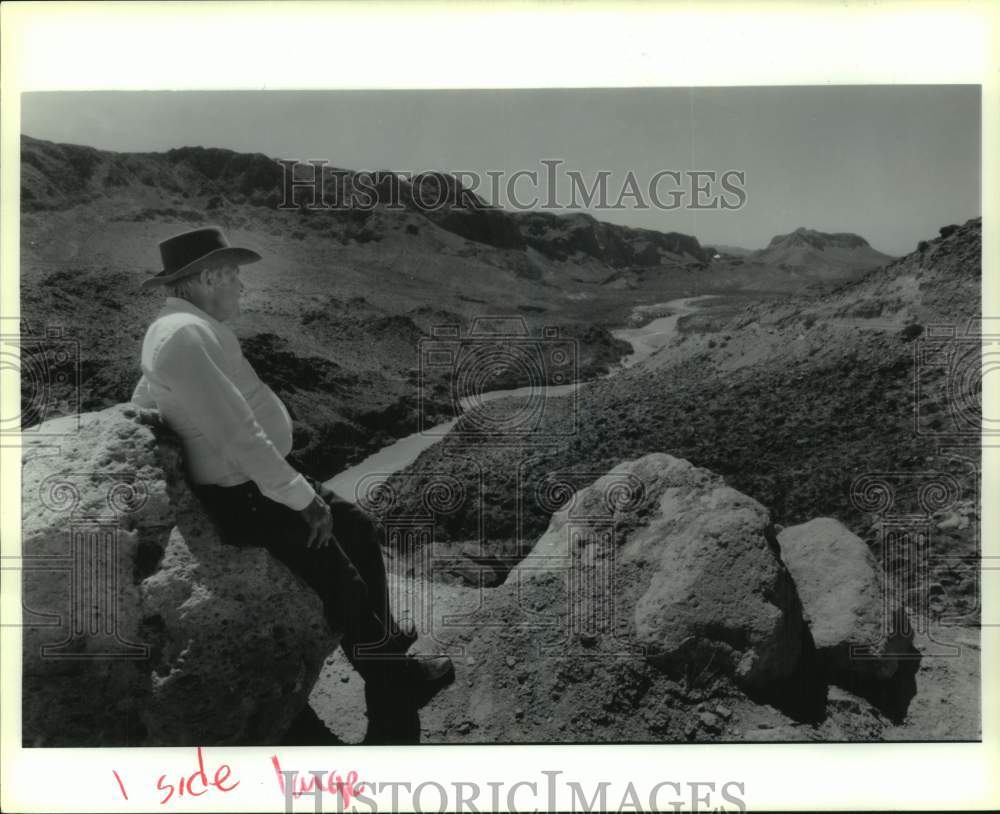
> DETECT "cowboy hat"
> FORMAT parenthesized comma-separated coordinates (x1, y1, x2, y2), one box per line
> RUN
(141, 226, 261, 289)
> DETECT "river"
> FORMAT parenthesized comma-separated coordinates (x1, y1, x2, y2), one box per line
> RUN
(324, 295, 713, 501)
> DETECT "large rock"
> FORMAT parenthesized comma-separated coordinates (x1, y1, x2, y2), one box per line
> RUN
(777, 517, 914, 684)
(21, 404, 337, 746)
(529, 453, 805, 689)
(405, 453, 806, 743)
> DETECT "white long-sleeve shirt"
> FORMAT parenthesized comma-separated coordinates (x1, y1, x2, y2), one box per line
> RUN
(131, 297, 317, 511)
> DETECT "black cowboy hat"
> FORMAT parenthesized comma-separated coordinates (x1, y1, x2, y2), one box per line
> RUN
(141, 226, 261, 289)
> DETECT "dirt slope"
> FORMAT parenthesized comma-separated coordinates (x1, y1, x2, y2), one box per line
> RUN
(364, 219, 981, 742)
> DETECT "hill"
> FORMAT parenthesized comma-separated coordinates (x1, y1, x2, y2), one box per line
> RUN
(20, 134, 897, 477)
(372, 217, 980, 741)
(385, 216, 980, 614)
(752, 227, 895, 280)
(18, 135, 692, 475)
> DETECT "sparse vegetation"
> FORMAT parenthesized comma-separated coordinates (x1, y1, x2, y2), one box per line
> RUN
(18, 133, 981, 744)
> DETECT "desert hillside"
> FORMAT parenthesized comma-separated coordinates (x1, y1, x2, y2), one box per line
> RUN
(20, 134, 890, 478)
(384, 216, 981, 650)
(351, 217, 980, 742)
(17, 133, 981, 745)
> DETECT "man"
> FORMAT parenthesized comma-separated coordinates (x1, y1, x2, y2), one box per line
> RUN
(131, 226, 453, 744)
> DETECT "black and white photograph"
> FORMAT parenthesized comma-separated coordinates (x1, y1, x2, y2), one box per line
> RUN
(2, 2, 998, 812)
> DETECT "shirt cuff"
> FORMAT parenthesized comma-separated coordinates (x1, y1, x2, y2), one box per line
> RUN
(266, 474, 317, 512)
(130, 378, 156, 409)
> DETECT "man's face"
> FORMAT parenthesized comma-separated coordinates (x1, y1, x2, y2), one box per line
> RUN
(208, 264, 244, 321)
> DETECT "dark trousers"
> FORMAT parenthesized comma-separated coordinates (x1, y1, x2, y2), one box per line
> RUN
(193, 476, 407, 683)
(194, 475, 422, 743)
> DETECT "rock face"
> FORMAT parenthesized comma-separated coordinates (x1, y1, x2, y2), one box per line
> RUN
(777, 517, 914, 684)
(531, 453, 804, 688)
(515, 211, 709, 266)
(21, 404, 336, 746)
(411, 453, 807, 743)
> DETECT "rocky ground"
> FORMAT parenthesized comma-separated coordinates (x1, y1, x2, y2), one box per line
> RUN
(310, 459, 979, 744)
(18, 135, 980, 746)
(384, 219, 980, 581)
(350, 218, 982, 742)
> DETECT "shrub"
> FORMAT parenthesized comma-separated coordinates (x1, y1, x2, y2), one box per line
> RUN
(939, 224, 959, 239)
(917, 240, 930, 253)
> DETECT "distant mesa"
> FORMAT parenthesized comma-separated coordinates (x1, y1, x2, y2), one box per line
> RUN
(766, 227, 873, 252)
(751, 226, 894, 278)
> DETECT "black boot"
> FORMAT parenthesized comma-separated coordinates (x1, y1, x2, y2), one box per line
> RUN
(397, 654, 456, 709)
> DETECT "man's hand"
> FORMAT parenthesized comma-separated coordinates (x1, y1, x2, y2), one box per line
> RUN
(299, 495, 333, 549)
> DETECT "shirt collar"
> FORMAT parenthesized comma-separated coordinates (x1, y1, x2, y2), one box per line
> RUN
(161, 297, 224, 327)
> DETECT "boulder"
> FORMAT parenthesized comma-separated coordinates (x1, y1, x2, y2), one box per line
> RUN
(394, 453, 807, 743)
(407, 453, 807, 742)
(21, 404, 337, 746)
(777, 517, 914, 684)
(585, 453, 803, 688)
(513, 454, 802, 688)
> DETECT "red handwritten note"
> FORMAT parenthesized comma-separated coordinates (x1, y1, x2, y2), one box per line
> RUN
(271, 755, 365, 807)
(112, 747, 240, 805)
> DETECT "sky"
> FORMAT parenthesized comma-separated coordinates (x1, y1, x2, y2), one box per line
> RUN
(20, 86, 981, 255)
